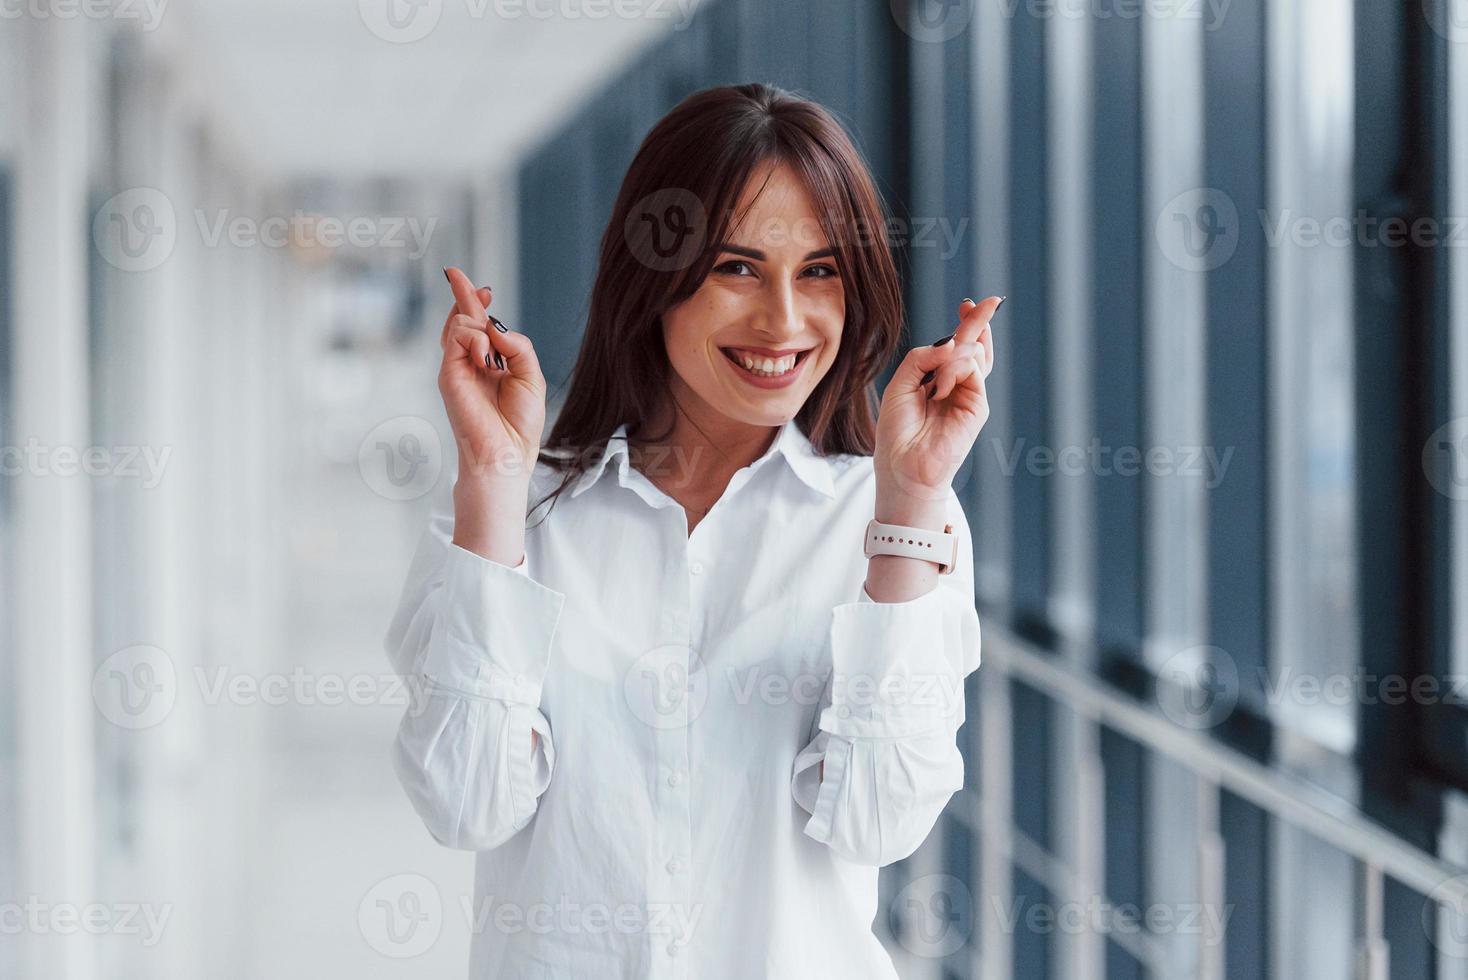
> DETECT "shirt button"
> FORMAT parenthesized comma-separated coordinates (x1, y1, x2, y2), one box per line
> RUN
(666, 857, 681, 874)
(668, 769, 684, 787)
(668, 942, 680, 957)
(690, 560, 704, 576)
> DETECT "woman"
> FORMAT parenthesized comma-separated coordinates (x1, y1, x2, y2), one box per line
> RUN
(385, 83, 996, 978)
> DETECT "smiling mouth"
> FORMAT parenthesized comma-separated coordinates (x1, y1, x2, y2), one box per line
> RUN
(719, 347, 812, 378)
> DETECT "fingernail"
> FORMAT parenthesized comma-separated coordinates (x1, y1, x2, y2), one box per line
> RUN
(931, 332, 955, 347)
(927, 384, 938, 399)
(963, 297, 975, 306)
(490, 315, 509, 334)
(920, 369, 936, 385)
(484, 352, 492, 369)
(443, 267, 450, 282)
(495, 352, 506, 370)
(995, 296, 1007, 311)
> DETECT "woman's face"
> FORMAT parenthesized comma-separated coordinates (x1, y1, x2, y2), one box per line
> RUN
(660, 162, 845, 429)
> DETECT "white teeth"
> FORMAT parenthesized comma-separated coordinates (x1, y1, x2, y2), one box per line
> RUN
(734, 351, 797, 376)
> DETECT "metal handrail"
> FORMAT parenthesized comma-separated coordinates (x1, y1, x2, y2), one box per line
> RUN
(985, 631, 1468, 907)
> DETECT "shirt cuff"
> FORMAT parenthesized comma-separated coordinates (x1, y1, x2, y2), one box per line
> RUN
(816, 581, 977, 739)
(420, 543, 568, 705)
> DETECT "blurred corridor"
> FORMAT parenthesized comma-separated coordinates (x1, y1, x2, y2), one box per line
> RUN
(4, 0, 1468, 978)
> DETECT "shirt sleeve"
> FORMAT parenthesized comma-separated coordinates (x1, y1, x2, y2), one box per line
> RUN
(384, 481, 568, 851)
(790, 485, 982, 867)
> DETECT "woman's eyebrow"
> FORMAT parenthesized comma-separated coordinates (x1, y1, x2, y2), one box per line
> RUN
(715, 243, 836, 261)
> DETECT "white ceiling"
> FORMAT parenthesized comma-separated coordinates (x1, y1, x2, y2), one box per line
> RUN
(149, 0, 682, 180)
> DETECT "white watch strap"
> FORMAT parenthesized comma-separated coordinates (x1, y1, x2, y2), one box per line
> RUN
(863, 518, 958, 574)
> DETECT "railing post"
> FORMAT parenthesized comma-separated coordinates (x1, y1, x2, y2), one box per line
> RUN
(1197, 777, 1226, 980)
(1354, 862, 1390, 980)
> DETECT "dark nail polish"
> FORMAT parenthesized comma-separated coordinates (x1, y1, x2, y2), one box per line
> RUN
(931, 332, 955, 348)
(995, 296, 1007, 312)
(963, 297, 974, 306)
(485, 352, 492, 369)
(490, 315, 509, 334)
(927, 384, 937, 400)
(443, 268, 451, 283)
(920, 369, 936, 385)
(495, 352, 506, 370)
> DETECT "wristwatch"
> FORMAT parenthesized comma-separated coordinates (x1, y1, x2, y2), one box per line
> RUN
(863, 518, 958, 574)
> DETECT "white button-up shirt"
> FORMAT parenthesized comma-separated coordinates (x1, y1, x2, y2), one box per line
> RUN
(385, 416, 982, 978)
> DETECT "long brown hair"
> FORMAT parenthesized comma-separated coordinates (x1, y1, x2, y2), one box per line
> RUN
(530, 82, 904, 522)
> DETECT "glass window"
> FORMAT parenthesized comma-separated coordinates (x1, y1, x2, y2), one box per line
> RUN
(1266, 0, 1358, 755)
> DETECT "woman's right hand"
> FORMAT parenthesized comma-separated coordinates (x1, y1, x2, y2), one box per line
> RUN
(439, 267, 548, 566)
(438, 266, 548, 485)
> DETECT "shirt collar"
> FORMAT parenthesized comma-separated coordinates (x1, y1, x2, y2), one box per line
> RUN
(568, 417, 836, 500)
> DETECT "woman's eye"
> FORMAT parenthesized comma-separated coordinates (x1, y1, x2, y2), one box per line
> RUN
(714, 259, 755, 277)
(802, 263, 838, 279)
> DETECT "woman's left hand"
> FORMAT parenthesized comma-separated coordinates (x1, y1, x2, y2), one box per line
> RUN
(873, 296, 1002, 516)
